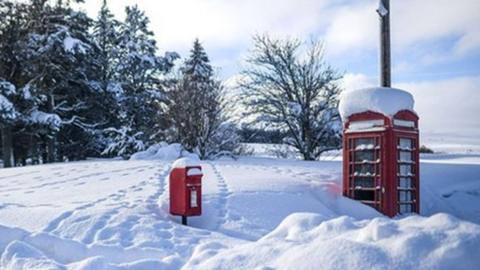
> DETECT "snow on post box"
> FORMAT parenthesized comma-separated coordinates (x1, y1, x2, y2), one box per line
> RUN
(338, 87, 420, 217)
(169, 158, 203, 223)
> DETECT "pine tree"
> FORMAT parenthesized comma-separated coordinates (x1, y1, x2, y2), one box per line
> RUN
(0, 1, 29, 167)
(94, 0, 118, 84)
(167, 39, 240, 159)
(0, 0, 180, 164)
(17, 0, 104, 162)
(102, 5, 178, 158)
(92, 0, 124, 157)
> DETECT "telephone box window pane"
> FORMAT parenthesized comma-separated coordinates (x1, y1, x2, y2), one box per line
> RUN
(398, 177, 412, 188)
(399, 191, 412, 202)
(354, 164, 375, 175)
(399, 138, 413, 149)
(399, 151, 412, 162)
(355, 150, 375, 162)
(355, 138, 375, 150)
(354, 177, 375, 188)
(400, 204, 412, 214)
(399, 165, 412, 175)
(354, 190, 375, 201)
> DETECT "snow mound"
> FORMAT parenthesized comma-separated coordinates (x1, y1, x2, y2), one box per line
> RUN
(172, 157, 201, 169)
(339, 87, 415, 121)
(0, 240, 62, 270)
(191, 213, 480, 270)
(130, 143, 199, 161)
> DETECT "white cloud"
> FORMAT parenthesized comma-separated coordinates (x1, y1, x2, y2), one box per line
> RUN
(341, 73, 377, 92)
(397, 76, 480, 139)
(76, 0, 480, 76)
(324, 1, 377, 55)
(324, 0, 480, 57)
(80, 0, 334, 53)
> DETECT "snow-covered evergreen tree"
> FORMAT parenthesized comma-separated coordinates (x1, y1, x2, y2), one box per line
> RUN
(240, 35, 342, 160)
(0, 1, 30, 167)
(167, 39, 240, 159)
(0, 0, 180, 164)
(102, 5, 178, 158)
(16, 0, 107, 162)
(94, 0, 119, 85)
(91, 0, 125, 156)
(0, 80, 18, 167)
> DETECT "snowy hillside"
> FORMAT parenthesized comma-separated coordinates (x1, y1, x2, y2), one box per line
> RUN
(0, 155, 479, 269)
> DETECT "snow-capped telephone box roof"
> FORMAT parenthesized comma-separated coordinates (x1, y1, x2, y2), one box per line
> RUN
(338, 87, 415, 121)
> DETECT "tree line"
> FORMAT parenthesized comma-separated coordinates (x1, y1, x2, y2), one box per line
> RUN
(0, 0, 342, 167)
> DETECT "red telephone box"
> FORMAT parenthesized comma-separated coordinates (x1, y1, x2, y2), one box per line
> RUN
(342, 104, 419, 217)
(169, 158, 202, 224)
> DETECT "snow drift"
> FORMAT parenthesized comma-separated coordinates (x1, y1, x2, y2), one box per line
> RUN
(130, 143, 199, 161)
(190, 213, 480, 270)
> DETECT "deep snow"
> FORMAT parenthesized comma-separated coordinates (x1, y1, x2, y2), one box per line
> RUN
(0, 152, 479, 269)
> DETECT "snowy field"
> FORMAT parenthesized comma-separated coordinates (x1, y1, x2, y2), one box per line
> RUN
(0, 152, 480, 269)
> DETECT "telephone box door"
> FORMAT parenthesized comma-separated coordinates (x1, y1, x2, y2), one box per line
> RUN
(345, 134, 385, 213)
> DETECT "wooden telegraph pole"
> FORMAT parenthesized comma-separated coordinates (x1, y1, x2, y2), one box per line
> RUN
(377, 0, 391, 87)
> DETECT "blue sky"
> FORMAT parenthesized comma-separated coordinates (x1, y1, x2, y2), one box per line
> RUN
(78, 0, 480, 145)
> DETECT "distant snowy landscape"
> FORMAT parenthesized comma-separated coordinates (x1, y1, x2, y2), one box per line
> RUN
(0, 144, 479, 269)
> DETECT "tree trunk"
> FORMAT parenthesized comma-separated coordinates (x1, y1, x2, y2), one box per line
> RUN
(46, 94, 57, 163)
(47, 137, 56, 163)
(1, 126, 14, 168)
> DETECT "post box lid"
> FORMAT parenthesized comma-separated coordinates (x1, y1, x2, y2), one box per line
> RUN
(187, 168, 203, 176)
(172, 157, 201, 169)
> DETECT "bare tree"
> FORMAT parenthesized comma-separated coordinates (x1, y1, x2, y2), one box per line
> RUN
(240, 35, 342, 160)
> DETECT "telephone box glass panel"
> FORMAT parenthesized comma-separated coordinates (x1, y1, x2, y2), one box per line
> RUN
(398, 177, 411, 188)
(399, 151, 412, 162)
(399, 138, 413, 149)
(355, 138, 375, 150)
(399, 204, 412, 214)
(355, 151, 375, 162)
(354, 177, 375, 188)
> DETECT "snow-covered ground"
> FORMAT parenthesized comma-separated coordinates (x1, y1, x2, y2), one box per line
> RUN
(0, 152, 479, 269)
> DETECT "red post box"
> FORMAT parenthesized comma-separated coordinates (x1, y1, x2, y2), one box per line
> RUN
(339, 87, 420, 217)
(169, 158, 203, 225)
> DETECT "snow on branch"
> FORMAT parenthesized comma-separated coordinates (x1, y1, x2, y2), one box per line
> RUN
(29, 110, 62, 131)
